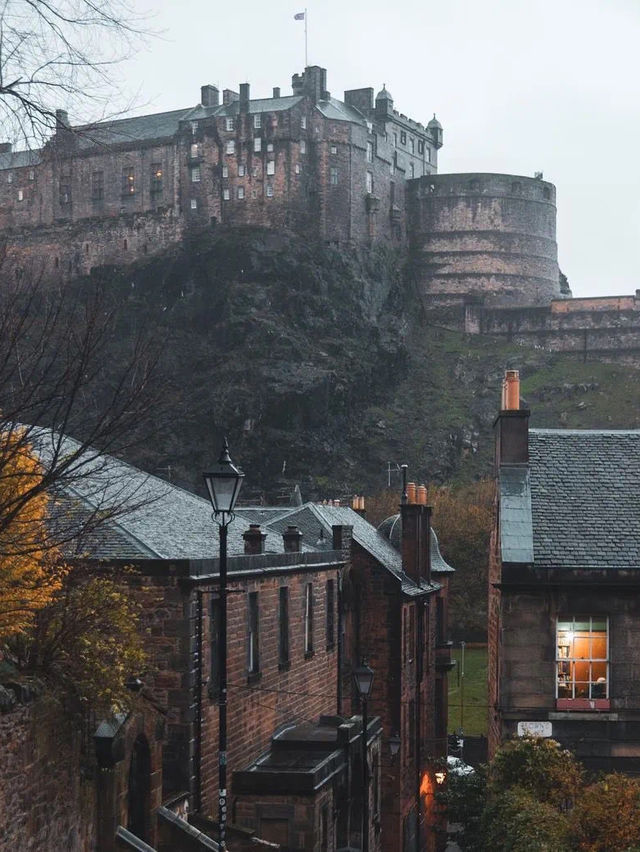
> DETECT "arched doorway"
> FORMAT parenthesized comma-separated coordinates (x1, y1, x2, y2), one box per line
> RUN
(127, 734, 151, 841)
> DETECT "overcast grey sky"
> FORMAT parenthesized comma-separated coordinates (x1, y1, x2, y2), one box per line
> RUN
(120, 0, 640, 298)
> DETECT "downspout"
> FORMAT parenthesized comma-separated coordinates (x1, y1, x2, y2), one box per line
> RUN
(195, 589, 204, 811)
(337, 569, 343, 715)
(415, 598, 423, 852)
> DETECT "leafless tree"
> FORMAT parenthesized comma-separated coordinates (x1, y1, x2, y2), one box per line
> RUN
(0, 0, 148, 147)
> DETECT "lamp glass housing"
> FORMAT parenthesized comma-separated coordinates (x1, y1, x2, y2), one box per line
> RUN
(203, 439, 244, 515)
(353, 661, 375, 698)
(389, 733, 401, 756)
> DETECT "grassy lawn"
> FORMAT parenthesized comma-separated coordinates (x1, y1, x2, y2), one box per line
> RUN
(448, 645, 488, 736)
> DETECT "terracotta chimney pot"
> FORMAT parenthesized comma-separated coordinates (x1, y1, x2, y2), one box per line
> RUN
(505, 370, 520, 411)
(407, 482, 417, 504)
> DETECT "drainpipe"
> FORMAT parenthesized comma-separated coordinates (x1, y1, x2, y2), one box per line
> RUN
(195, 590, 204, 811)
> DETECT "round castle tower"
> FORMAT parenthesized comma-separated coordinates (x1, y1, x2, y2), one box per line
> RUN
(407, 173, 561, 306)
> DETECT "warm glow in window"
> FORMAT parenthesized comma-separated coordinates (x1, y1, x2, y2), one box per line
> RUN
(557, 616, 608, 700)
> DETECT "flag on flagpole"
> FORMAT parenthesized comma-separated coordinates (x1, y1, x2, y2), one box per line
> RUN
(294, 11, 305, 19)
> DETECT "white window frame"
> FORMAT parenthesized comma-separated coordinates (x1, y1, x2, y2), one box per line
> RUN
(190, 198, 197, 210)
(253, 114, 261, 129)
(223, 188, 230, 201)
(301, 115, 307, 130)
(267, 143, 274, 153)
(225, 117, 234, 131)
(556, 616, 609, 700)
(366, 171, 373, 194)
(238, 163, 245, 177)
(266, 184, 274, 198)
(295, 163, 301, 175)
(191, 166, 201, 183)
(300, 140, 306, 154)
(266, 160, 275, 176)
(330, 144, 338, 155)
(254, 137, 262, 153)
(190, 143, 199, 159)
(222, 165, 229, 178)
(17, 188, 24, 202)
(237, 186, 245, 200)
(366, 141, 373, 163)
(330, 167, 338, 186)
(226, 140, 235, 155)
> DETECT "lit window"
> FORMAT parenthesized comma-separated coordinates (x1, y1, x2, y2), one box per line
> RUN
(266, 184, 274, 197)
(190, 143, 199, 159)
(267, 143, 274, 153)
(225, 117, 234, 131)
(223, 188, 230, 201)
(190, 198, 197, 209)
(151, 163, 163, 194)
(267, 160, 275, 176)
(17, 189, 23, 202)
(222, 165, 229, 178)
(330, 144, 337, 155)
(237, 186, 245, 200)
(557, 617, 608, 701)
(330, 167, 338, 185)
(226, 140, 235, 155)
(253, 114, 261, 129)
(295, 163, 301, 175)
(191, 166, 201, 183)
(254, 137, 261, 153)
(301, 115, 307, 130)
(366, 171, 373, 194)
(238, 163, 245, 177)
(366, 141, 373, 163)
(300, 140, 306, 154)
(248, 592, 259, 674)
(304, 583, 314, 656)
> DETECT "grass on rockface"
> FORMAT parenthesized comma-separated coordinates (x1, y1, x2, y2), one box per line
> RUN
(448, 645, 488, 737)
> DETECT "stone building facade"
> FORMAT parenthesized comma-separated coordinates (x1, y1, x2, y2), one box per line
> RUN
(488, 371, 640, 772)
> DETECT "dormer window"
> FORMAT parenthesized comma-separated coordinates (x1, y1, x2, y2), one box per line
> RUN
(225, 117, 234, 131)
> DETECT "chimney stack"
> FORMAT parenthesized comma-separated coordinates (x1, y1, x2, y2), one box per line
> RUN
(400, 470, 431, 586)
(239, 83, 250, 113)
(243, 524, 266, 555)
(201, 85, 220, 107)
(223, 89, 239, 105)
(55, 109, 69, 130)
(282, 525, 302, 553)
(494, 369, 529, 466)
(0, 143, 12, 154)
(273, 86, 281, 98)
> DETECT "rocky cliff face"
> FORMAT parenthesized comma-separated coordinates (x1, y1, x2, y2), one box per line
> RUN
(81, 226, 640, 500)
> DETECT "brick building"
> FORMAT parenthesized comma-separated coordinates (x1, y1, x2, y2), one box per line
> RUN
(488, 371, 640, 772)
(0, 65, 442, 277)
(243, 496, 455, 852)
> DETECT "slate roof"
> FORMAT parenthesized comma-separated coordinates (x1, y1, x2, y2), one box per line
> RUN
(315, 97, 368, 125)
(72, 108, 192, 149)
(499, 466, 534, 564)
(525, 429, 640, 570)
(0, 149, 41, 171)
(376, 513, 455, 574)
(184, 95, 304, 122)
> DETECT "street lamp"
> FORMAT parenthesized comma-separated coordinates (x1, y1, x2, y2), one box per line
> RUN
(203, 438, 244, 852)
(353, 660, 375, 852)
(389, 732, 401, 759)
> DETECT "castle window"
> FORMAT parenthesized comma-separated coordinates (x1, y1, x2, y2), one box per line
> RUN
(543, 186, 551, 199)
(266, 160, 275, 176)
(331, 144, 338, 155)
(190, 198, 197, 209)
(267, 143, 274, 153)
(266, 184, 274, 197)
(409, 162, 415, 179)
(190, 143, 199, 159)
(150, 164, 162, 195)
(238, 163, 246, 177)
(225, 117, 234, 131)
(121, 167, 135, 196)
(304, 583, 314, 657)
(222, 165, 229, 178)
(366, 141, 373, 163)
(237, 186, 245, 200)
(366, 171, 373, 194)
(330, 167, 338, 185)
(557, 616, 608, 702)
(390, 156, 395, 176)
(28, 170, 35, 181)
(254, 137, 262, 153)
(252, 165, 259, 178)
(400, 131, 406, 145)
(295, 163, 301, 175)
(223, 188, 230, 201)
(410, 137, 415, 154)
(393, 132, 398, 148)
(511, 181, 522, 195)
(17, 189, 23, 202)
(253, 114, 261, 129)
(59, 178, 71, 205)
(7, 172, 12, 184)
(190, 166, 201, 183)
(418, 140, 424, 154)
(247, 592, 260, 676)
(190, 121, 198, 134)
(300, 140, 306, 154)
(226, 140, 235, 155)
(425, 147, 431, 163)
(301, 115, 307, 130)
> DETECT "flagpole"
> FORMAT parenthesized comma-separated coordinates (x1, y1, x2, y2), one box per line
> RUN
(304, 8, 308, 67)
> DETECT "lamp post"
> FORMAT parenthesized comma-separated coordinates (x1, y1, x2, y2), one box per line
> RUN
(203, 438, 244, 852)
(353, 660, 375, 852)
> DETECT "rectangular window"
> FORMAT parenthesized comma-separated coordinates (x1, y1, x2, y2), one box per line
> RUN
(266, 184, 274, 197)
(226, 140, 235, 155)
(301, 115, 307, 130)
(59, 178, 71, 205)
(418, 140, 425, 154)
(209, 598, 220, 698)
(267, 142, 274, 153)
(238, 163, 245, 177)
(28, 170, 35, 181)
(425, 147, 431, 163)
(409, 161, 415, 179)
(190, 198, 198, 209)
(248, 592, 260, 675)
(150, 163, 162, 194)
(252, 165, 259, 177)
(225, 117, 234, 131)
(253, 114, 261, 129)
(330, 144, 338, 155)
(17, 189, 24, 202)
(190, 143, 199, 159)
(295, 163, 301, 175)
(279, 587, 289, 667)
(237, 186, 245, 200)
(326, 579, 335, 649)
(266, 160, 275, 176)
(390, 180, 395, 204)
(121, 167, 134, 196)
(410, 137, 415, 154)
(366, 171, 373, 194)
(91, 170, 104, 201)
(254, 137, 262, 152)
(330, 167, 338, 186)
(7, 173, 13, 184)
(366, 141, 373, 163)
(393, 132, 398, 148)
(223, 188, 230, 201)
(557, 616, 608, 701)
(400, 131, 407, 144)
(300, 140, 306, 154)
(222, 164, 229, 178)
(304, 583, 314, 656)
(191, 165, 201, 183)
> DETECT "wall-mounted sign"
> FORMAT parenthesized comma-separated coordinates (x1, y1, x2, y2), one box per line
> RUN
(517, 721, 552, 738)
